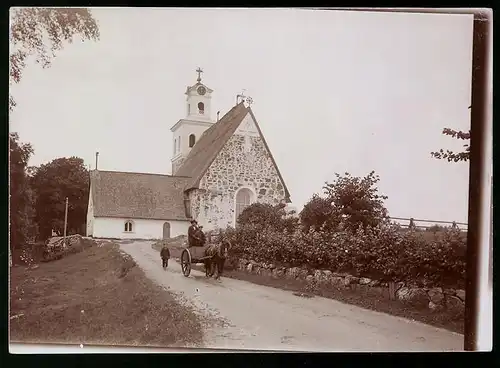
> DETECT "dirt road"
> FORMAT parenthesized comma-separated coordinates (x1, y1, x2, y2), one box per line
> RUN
(120, 240, 464, 352)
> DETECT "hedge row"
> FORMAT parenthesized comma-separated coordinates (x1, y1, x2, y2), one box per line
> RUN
(223, 224, 467, 288)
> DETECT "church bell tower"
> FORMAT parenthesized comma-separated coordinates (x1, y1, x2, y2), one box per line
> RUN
(171, 68, 214, 175)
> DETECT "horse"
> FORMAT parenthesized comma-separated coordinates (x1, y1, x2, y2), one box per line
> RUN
(204, 237, 231, 280)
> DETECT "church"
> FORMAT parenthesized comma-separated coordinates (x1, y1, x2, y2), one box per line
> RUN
(86, 70, 292, 240)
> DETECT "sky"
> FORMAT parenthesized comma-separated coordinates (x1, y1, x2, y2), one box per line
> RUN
(9, 8, 474, 224)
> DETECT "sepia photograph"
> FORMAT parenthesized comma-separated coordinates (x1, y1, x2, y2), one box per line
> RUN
(9, 7, 492, 353)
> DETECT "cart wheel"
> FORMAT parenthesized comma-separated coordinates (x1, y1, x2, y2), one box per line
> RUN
(180, 249, 191, 277)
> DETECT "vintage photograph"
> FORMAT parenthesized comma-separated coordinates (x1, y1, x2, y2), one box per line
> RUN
(9, 8, 483, 352)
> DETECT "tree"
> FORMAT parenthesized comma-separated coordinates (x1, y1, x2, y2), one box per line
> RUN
(10, 7, 100, 111)
(299, 194, 338, 232)
(30, 157, 90, 240)
(430, 106, 471, 162)
(9, 133, 35, 252)
(322, 171, 389, 233)
(237, 202, 298, 232)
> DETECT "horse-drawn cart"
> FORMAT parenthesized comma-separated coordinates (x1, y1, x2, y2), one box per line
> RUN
(180, 245, 213, 277)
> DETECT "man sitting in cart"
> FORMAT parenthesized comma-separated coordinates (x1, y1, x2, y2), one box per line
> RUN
(188, 219, 202, 247)
(198, 225, 207, 246)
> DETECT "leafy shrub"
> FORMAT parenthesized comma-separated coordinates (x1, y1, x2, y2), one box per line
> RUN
(223, 223, 466, 288)
(300, 171, 389, 233)
(237, 202, 298, 232)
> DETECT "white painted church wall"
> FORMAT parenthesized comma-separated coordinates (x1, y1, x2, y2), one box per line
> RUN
(92, 217, 190, 240)
(86, 186, 95, 237)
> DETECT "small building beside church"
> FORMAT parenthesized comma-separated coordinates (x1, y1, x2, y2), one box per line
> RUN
(86, 70, 291, 240)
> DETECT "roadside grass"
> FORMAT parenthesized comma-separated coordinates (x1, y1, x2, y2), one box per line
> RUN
(10, 242, 203, 348)
(152, 238, 463, 335)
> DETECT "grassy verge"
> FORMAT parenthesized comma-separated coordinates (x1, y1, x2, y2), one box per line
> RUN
(152, 239, 463, 335)
(10, 242, 203, 348)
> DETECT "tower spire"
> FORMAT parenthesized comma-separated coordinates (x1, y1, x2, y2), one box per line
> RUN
(196, 67, 203, 82)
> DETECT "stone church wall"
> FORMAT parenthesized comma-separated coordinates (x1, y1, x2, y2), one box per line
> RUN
(191, 131, 287, 231)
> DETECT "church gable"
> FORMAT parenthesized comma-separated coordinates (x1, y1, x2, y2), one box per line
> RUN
(190, 109, 291, 230)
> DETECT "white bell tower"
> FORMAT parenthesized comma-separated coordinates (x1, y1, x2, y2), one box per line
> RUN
(171, 68, 215, 175)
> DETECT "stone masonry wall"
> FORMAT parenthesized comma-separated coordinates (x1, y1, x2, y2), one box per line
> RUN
(192, 132, 286, 231)
(233, 258, 466, 315)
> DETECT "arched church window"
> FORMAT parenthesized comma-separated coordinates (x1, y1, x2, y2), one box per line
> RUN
(124, 221, 133, 232)
(189, 134, 196, 148)
(235, 188, 254, 222)
(174, 138, 177, 154)
(188, 104, 191, 115)
(198, 102, 205, 114)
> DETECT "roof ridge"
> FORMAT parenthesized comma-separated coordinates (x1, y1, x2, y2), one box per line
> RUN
(174, 102, 249, 187)
(94, 170, 192, 178)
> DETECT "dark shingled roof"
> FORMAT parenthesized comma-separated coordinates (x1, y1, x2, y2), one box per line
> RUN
(90, 170, 190, 220)
(175, 102, 292, 202)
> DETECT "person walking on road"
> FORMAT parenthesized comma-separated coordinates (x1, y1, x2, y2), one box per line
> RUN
(160, 244, 170, 270)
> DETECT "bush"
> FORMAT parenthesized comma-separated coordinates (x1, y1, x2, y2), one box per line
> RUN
(237, 202, 298, 233)
(223, 223, 466, 288)
(300, 171, 389, 233)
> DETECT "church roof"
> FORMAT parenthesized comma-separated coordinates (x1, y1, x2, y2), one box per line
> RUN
(175, 102, 292, 202)
(90, 170, 190, 221)
(174, 102, 248, 189)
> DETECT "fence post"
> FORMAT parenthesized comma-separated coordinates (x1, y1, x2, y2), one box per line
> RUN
(388, 281, 396, 300)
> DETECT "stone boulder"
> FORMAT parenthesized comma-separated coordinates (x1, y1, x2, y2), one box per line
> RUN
(443, 288, 456, 296)
(298, 268, 309, 280)
(275, 268, 285, 278)
(396, 287, 429, 309)
(445, 295, 465, 319)
(455, 289, 466, 302)
(368, 279, 381, 287)
(246, 263, 253, 272)
(427, 287, 444, 305)
(343, 275, 359, 287)
(359, 277, 372, 285)
(330, 276, 344, 287)
(428, 301, 444, 312)
(287, 267, 300, 279)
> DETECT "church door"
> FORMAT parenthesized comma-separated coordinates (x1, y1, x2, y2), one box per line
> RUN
(162, 222, 171, 240)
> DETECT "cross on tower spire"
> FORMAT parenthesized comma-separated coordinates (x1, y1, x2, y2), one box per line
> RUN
(196, 67, 203, 82)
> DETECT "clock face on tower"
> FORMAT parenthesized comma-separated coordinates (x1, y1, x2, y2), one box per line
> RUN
(197, 86, 207, 96)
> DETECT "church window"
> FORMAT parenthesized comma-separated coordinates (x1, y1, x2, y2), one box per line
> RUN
(188, 104, 191, 115)
(178, 136, 181, 152)
(124, 221, 133, 232)
(174, 138, 177, 154)
(198, 102, 205, 114)
(189, 134, 196, 148)
(235, 188, 254, 222)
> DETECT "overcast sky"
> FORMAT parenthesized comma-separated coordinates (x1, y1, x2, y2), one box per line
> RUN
(10, 8, 474, 224)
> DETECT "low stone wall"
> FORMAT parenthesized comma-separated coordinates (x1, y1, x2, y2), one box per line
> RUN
(234, 258, 465, 315)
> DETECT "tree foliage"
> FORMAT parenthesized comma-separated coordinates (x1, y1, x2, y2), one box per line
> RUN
(9, 133, 36, 250)
(9, 7, 100, 110)
(430, 128, 470, 162)
(237, 202, 298, 232)
(300, 171, 389, 233)
(30, 157, 89, 240)
(299, 194, 337, 232)
(430, 106, 471, 162)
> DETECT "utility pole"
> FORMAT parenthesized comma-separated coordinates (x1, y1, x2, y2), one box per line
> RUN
(63, 197, 68, 246)
(95, 152, 99, 170)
